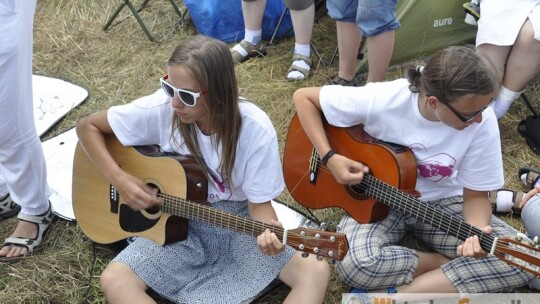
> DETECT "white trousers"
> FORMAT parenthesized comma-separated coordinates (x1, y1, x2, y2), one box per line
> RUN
(0, 0, 48, 215)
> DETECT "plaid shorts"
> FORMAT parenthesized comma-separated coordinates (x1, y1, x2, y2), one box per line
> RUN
(335, 196, 534, 293)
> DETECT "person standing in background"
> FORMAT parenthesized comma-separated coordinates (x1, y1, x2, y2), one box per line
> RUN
(0, 0, 55, 260)
(326, 0, 399, 86)
(231, 0, 316, 81)
(475, 0, 540, 119)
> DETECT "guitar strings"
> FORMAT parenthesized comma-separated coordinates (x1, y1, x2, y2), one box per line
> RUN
(307, 157, 539, 257)
(153, 192, 341, 259)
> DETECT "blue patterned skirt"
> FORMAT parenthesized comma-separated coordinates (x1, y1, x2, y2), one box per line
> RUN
(113, 200, 295, 303)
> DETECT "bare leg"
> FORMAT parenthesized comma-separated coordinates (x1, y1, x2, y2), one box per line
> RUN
(502, 19, 540, 92)
(403, 251, 455, 293)
(366, 30, 395, 83)
(336, 21, 361, 81)
(287, 4, 315, 80)
(101, 262, 155, 304)
(290, 3, 314, 45)
(242, 0, 266, 31)
(476, 44, 510, 83)
(279, 252, 330, 304)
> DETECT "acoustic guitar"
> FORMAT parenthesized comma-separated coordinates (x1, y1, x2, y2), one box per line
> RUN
(72, 134, 349, 261)
(283, 114, 540, 276)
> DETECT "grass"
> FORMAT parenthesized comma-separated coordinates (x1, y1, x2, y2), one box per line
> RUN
(1, 0, 539, 303)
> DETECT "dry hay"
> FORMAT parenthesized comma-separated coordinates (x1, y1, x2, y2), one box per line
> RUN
(1, 0, 539, 303)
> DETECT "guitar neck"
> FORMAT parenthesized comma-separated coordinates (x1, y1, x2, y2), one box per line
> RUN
(159, 194, 286, 240)
(360, 175, 496, 252)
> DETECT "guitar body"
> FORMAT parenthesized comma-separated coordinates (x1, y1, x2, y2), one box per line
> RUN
(283, 114, 418, 224)
(72, 135, 207, 245)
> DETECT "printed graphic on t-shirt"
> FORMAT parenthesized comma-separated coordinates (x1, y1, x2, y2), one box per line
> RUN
(206, 166, 231, 202)
(417, 153, 456, 182)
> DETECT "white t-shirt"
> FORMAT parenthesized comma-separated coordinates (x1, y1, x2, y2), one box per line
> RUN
(320, 79, 504, 202)
(107, 89, 284, 204)
(476, 0, 540, 46)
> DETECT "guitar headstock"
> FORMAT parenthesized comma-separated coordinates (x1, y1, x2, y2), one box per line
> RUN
(286, 227, 349, 261)
(494, 235, 540, 277)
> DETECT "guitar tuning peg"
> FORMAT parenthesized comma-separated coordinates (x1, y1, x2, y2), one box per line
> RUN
(305, 220, 312, 227)
(336, 224, 342, 232)
(329, 259, 337, 265)
(301, 252, 309, 258)
(320, 222, 327, 230)
(316, 255, 324, 261)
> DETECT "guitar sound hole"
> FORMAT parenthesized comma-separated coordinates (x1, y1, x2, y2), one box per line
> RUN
(346, 184, 369, 200)
(146, 183, 161, 215)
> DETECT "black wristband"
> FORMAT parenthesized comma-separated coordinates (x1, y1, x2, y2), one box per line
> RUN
(321, 149, 336, 166)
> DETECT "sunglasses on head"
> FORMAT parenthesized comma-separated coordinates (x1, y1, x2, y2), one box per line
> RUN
(432, 95, 494, 123)
(160, 74, 205, 107)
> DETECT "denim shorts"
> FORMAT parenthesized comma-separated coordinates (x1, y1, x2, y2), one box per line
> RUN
(326, 0, 400, 36)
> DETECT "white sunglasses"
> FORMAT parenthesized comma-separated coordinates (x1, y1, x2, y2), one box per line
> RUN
(160, 74, 205, 107)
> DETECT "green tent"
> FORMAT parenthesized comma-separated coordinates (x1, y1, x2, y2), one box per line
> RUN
(353, 0, 478, 74)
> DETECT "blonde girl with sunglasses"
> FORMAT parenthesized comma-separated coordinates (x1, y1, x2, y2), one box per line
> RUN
(76, 35, 329, 304)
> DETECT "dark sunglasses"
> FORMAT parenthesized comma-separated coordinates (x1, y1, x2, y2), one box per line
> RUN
(160, 74, 205, 107)
(434, 96, 494, 123)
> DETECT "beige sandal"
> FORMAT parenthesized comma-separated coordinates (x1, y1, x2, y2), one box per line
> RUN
(230, 40, 267, 63)
(286, 53, 312, 81)
(489, 189, 523, 215)
(0, 202, 55, 261)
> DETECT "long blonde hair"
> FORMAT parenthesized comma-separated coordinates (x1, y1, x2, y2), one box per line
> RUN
(168, 35, 241, 180)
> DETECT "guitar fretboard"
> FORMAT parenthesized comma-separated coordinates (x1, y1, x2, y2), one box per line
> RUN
(158, 193, 286, 239)
(354, 175, 496, 252)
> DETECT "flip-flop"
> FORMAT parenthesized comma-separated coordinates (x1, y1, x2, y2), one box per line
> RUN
(518, 167, 540, 190)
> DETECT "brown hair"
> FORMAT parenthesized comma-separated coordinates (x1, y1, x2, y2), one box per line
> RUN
(168, 35, 241, 181)
(406, 46, 499, 103)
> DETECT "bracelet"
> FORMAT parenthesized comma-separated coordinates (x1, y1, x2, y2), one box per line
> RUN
(321, 149, 336, 166)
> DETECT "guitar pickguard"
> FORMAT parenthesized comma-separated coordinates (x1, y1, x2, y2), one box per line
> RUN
(119, 204, 160, 233)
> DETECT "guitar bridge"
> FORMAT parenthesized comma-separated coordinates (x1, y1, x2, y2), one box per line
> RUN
(110, 184, 119, 213)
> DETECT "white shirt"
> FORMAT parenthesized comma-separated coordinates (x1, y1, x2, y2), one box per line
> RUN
(320, 79, 504, 201)
(107, 89, 284, 204)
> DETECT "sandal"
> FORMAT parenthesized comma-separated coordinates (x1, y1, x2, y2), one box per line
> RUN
(518, 167, 540, 190)
(286, 53, 312, 81)
(230, 40, 267, 64)
(0, 193, 21, 220)
(0, 202, 55, 260)
(331, 75, 356, 87)
(489, 189, 523, 215)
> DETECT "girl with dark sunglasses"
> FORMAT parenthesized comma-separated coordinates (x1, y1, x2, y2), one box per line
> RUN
(293, 46, 535, 297)
(76, 35, 329, 304)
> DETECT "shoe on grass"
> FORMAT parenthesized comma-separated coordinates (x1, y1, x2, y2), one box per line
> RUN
(518, 167, 540, 190)
(0, 193, 20, 220)
(489, 189, 523, 215)
(331, 76, 357, 87)
(230, 40, 267, 63)
(286, 53, 312, 81)
(0, 202, 55, 261)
